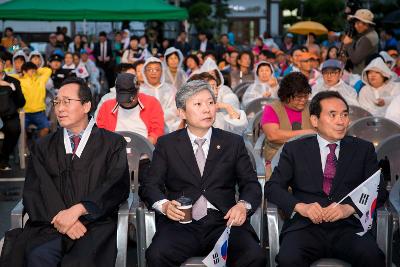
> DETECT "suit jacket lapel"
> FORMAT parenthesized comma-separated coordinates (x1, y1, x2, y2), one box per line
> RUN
(305, 136, 324, 193)
(330, 136, 355, 195)
(202, 128, 222, 180)
(175, 129, 202, 178)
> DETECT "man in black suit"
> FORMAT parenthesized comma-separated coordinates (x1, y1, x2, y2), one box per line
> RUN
(94, 31, 114, 87)
(265, 91, 387, 267)
(139, 80, 266, 267)
(196, 31, 215, 53)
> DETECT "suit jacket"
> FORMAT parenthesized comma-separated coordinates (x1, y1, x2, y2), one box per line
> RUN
(139, 127, 262, 216)
(195, 40, 215, 52)
(94, 40, 113, 62)
(265, 135, 387, 235)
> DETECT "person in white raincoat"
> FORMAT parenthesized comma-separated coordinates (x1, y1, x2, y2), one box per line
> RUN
(198, 58, 248, 135)
(141, 56, 180, 132)
(163, 47, 187, 91)
(358, 57, 400, 116)
(242, 61, 279, 107)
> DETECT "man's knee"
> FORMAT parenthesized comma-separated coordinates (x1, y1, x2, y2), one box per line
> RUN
(349, 244, 385, 267)
(26, 246, 60, 267)
(146, 242, 176, 264)
(277, 247, 309, 267)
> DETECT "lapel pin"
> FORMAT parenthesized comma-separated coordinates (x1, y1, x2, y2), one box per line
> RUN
(216, 145, 221, 150)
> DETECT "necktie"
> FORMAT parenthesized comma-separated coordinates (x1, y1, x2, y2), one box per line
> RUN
(71, 135, 81, 155)
(323, 143, 337, 195)
(192, 138, 208, 220)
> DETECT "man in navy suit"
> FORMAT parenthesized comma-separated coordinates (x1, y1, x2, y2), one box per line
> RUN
(265, 91, 387, 267)
(139, 80, 266, 267)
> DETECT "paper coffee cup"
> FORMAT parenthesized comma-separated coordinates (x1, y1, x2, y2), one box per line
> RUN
(177, 196, 192, 224)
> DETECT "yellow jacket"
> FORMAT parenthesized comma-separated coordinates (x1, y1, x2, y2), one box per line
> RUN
(11, 67, 52, 113)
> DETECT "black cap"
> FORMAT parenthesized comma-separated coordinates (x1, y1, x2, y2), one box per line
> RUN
(116, 73, 139, 104)
(49, 54, 63, 62)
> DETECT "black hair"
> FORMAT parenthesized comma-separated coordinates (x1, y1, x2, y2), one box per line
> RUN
(133, 59, 145, 71)
(184, 54, 200, 68)
(260, 50, 276, 59)
(116, 63, 135, 74)
(256, 62, 273, 76)
(290, 46, 308, 57)
(309, 33, 317, 39)
(60, 77, 93, 107)
(204, 50, 217, 60)
(277, 72, 311, 102)
(326, 45, 339, 60)
(309, 91, 349, 118)
(130, 36, 139, 42)
(72, 52, 80, 58)
(99, 31, 107, 37)
(64, 52, 73, 57)
(165, 51, 180, 63)
(237, 50, 254, 70)
(22, 62, 37, 72)
(5, 27, 13, 33)
(187, 72, 217, 83)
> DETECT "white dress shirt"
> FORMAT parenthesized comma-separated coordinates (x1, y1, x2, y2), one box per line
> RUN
(152, 127, 218, 214)
(316, 134, 341, 172)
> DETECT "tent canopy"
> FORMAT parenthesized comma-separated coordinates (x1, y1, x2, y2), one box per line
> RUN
(0, 0, 188, 21)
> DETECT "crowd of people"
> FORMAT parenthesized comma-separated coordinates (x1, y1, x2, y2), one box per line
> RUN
(0, 5, 399, 267)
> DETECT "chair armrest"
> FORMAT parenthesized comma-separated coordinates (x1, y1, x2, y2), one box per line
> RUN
(266, 201, 283, 267)
(11, 200, 24, 229)
(376, 206, 393, 267)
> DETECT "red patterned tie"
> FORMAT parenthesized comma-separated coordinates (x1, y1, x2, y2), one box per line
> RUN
(72, 135, 81, 155)
(323, 143, 337, 195)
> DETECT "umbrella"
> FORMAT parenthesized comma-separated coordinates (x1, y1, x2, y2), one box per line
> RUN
(288, 21, 328, 35)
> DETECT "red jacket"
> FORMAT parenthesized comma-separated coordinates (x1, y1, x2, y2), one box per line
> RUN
(96, 93, 164, 142)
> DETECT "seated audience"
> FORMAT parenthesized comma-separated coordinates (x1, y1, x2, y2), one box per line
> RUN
(96, 73, 164, 145)
(265, 91, 387, 267)
(2, 77, 130, 267)
(312, 59, 359, 107)
(140, 56, 180, 132)
(139, 80, 266, 267)
(11, 62, 52, 137)
(198, 58, 247, 134)
(261, 72, 315, 165)
(163, 47, 187, 91)
(242, 61, 279, 107)
(230, 51, 255, 88)
(359, 57, 400, 116)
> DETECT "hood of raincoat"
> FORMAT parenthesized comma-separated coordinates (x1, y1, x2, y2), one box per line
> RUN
(362, 57, 393, 86)
(163, 47, 184, 69)
(12, 50, 28, 69)
(28, 50, 45, 67)
(254, 61, 275, 83)
(142, 56, 165, 87)
(199, 57, 225, 87)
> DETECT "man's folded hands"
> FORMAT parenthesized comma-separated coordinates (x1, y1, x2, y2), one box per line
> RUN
(294, 202, 355, 224)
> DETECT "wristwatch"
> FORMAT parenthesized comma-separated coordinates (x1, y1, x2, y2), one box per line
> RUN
(238, 200, 252, 214)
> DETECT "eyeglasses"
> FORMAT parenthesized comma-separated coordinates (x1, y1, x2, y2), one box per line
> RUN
(322, 70, 340, 76)
(145, 68, 161, 73)
(52, 98, 81, 107)
(292, 94, 309, 101)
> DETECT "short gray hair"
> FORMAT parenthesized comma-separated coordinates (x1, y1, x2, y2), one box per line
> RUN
(176, 80, 216, 110)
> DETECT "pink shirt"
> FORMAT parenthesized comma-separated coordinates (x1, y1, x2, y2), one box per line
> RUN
(261, 104, 302, 126)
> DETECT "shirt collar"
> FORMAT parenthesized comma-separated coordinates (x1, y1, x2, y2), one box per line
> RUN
(187, 127, 212, 145)
(316, 134, 341, 150)
(63, 117, 95, 158)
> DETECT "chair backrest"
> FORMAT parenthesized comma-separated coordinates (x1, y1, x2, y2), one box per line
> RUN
(251, 110, 264, 144)
(233, 82, 253, 103)
(376, 134, 400, 186)
(244, 97, 276, 120)
(116, 131, 155, 193)
(271, 133, 317, 172)
(346, 116, 400, 148)
(348, 105, 372, 123)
